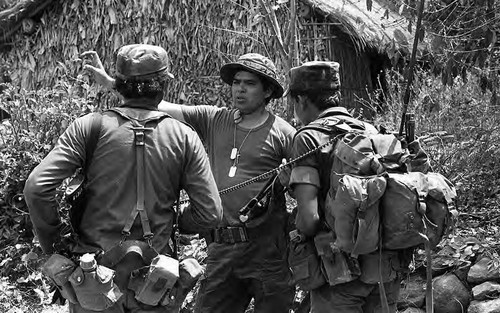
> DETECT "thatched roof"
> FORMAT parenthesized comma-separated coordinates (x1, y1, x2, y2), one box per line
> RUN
(301, 0, 415, 55)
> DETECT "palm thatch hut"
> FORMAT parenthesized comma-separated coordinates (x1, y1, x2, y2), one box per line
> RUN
(296, 0, 417, 118)
(0, 0, 417, 119)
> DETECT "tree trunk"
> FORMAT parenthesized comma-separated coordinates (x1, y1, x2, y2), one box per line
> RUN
(0, 0, 54, 43)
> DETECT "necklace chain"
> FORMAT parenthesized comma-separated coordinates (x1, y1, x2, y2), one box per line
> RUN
(232, 123, 256, 161)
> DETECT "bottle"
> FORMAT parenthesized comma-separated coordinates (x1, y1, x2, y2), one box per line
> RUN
(69, 252, 122, 310)
(79, 253, 97, 272)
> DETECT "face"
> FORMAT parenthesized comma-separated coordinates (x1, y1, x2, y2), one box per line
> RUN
(231, 71, 272, 114)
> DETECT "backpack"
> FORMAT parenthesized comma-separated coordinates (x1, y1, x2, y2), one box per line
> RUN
(296, 114, 457, 256)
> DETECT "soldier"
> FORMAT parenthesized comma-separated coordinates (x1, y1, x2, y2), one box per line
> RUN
(288, 61, 408, 313)
(24, 44, 223, 313)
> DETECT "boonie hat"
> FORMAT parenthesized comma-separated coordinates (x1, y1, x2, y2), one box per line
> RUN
(220, 53, 284, 99)
(116, 44, 174, 80)
(288, 61, 340, 95)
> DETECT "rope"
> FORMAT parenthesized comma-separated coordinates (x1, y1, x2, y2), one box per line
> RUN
(177, 132, 343, 205)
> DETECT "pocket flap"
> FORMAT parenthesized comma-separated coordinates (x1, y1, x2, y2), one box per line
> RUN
(69, 267, 85, 286)
(314, 231, 335, 257)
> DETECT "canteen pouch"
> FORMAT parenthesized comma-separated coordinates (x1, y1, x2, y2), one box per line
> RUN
(314, 231, 360, 286)
(42, 254, 79, 304)
(162, 257, 204, 309)
(287, 236, 326, 291)
(129, 254, 179, 306)
(69, 264, 122, 311)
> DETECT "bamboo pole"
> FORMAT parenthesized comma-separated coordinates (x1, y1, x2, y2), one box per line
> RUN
(258, 0, 288, 62)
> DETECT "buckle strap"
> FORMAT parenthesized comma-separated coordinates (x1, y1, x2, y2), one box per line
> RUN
(213, 227, 249, 244)
(121, 121, 155, 243)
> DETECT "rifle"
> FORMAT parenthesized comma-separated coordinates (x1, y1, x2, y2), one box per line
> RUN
(398, 0, 426, 140)
(405, 112, 415, 147)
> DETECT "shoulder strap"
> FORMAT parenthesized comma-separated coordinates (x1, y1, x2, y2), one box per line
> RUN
(293, 116, 358, 142)
(83, 113, 103, 170)
(110, 108, 168, 247)
(107, 107, 171, 124)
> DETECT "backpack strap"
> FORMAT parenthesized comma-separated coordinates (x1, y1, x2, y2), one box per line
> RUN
(293, 115, 368, 142)
(107, 108, 171, 246)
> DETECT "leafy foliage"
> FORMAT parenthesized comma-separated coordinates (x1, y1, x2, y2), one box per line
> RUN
(0, 82, 95, 308)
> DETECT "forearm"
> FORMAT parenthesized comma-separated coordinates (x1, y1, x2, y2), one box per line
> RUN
(293, 183, 320, 236)
(24, 167, 64, 253)
(178, 200, 222, 233)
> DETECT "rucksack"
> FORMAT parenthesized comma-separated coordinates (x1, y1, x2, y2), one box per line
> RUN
(296, 114, 457, 256)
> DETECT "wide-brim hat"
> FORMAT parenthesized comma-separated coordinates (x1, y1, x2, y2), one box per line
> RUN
(220, 53, 284, 99)
(116, 44, 174, 80)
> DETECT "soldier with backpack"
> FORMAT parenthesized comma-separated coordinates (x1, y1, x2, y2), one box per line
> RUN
(287, 61, 413, 313)
(24, 44, 223, 312)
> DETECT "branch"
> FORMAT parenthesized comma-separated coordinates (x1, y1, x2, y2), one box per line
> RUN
(0, 0, 54, 43)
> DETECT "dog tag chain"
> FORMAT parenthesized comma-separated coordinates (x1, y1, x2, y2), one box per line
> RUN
(229, 122, 256, 177)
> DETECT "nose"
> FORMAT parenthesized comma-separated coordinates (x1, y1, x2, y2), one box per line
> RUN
(234, 82, 245, 93)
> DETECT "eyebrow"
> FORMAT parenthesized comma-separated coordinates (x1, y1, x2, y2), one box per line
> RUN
(233, 77, 259, 84)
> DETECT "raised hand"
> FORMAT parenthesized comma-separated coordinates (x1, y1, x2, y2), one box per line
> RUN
(80, 51, 115, 90)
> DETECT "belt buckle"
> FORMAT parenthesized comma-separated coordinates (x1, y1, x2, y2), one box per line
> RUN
(218, 227, 248, 244)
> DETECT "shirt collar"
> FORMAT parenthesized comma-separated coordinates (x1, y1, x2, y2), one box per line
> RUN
(317, 107, 352, 119)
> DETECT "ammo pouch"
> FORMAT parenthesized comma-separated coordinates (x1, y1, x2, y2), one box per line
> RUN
(314, 231, 360, 286)
(68, 262, 122, 311)
(42, 254, 79, 304)
(163, 257, 204, 311)
(287, 235, 325, 291)
(128, 254, 180, 306)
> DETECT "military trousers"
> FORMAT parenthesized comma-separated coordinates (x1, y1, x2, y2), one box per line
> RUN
(194, 233, 294, 313)
(310, 277, 401, 313)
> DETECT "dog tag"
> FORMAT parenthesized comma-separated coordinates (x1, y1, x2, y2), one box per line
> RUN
(228, 166, 237, 177)
(230, 148, 238, 160)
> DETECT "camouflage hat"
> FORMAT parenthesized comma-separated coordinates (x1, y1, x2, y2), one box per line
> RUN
(219, 53, 284, 99)
(288, 61, 340, 95)
(116, 44, 174, 80)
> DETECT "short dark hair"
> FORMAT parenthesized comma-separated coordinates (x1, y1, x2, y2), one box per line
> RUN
(115, 75, 167, 99)
(290, 89, 341, 111)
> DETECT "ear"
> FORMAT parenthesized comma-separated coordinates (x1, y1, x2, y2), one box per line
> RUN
(297, 95, 309, 110)
(264, 87, 273, 99)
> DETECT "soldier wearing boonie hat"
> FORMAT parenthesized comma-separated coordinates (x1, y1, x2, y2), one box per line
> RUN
(219, 53, 284, 99)
(287, 60, 406, 313)
(26, 44, 223, 313)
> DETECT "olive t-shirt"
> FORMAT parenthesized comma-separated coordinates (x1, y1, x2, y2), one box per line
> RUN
(181, 105, 296, 226)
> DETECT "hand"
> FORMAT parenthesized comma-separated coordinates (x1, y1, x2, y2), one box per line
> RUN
(277, 159, 291, 188)
(50, 285, 66, 305)
(80, 51, 115, 90)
